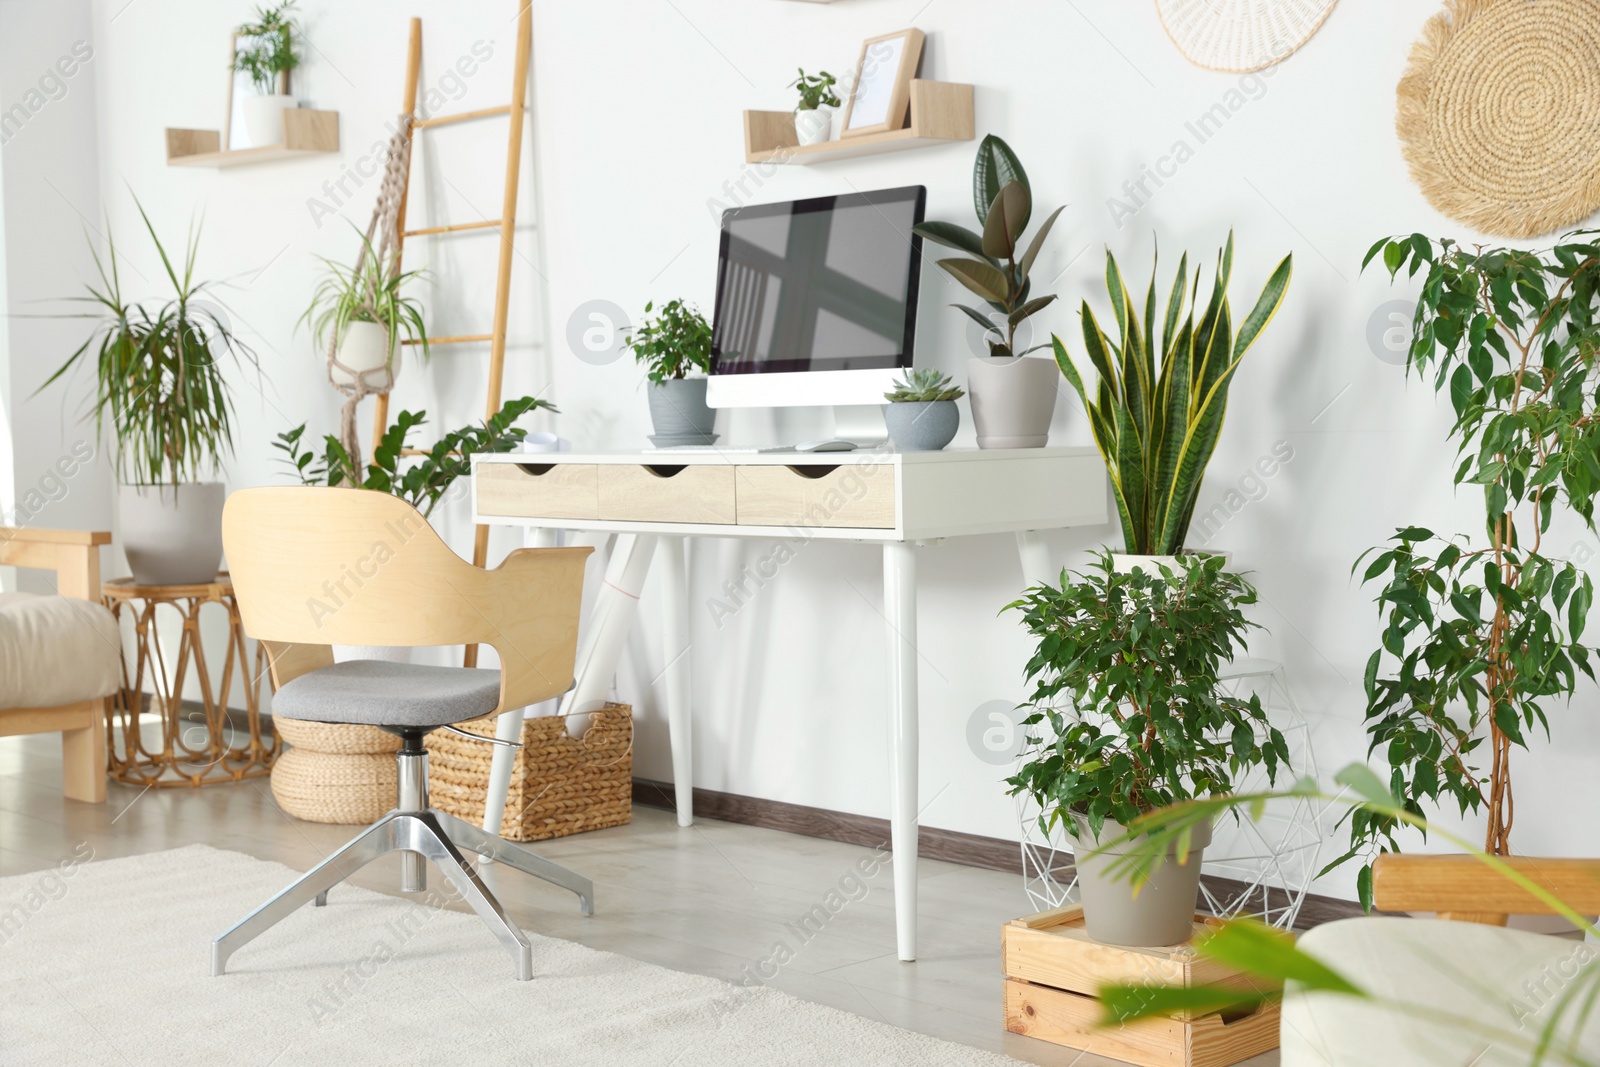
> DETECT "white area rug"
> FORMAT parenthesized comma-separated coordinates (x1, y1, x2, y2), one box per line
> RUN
(0, 845, 1019, 1065)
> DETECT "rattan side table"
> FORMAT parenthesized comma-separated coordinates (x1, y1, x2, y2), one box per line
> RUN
(103, 574, 278, 787)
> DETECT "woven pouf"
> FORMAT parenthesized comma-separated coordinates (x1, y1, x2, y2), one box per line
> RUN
(1397, 0, 1600, 237)
(270, 718, 400, 824)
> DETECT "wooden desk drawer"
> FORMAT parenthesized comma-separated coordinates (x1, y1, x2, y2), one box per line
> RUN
(477, 462, 598, 520)
(735, 463, 897, 529)
(598, 464, 736, 524)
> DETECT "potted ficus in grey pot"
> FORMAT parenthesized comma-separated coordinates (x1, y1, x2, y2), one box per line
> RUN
(624, 299, 717, 447)
(1005, 552, 1289, 947)
(40, 198, 260, 586)
(913, 135, 1064, 448)
(882, 368, 963, 451)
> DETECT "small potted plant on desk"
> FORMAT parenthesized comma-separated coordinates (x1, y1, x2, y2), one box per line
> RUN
(231, 1, 301, 147)
(40, 200, 259, 586)
(791, 68, 840, 147)
(882, 368, 964, 451)
(1005, 553, 1289, 947)
(624, 299, 716, 447)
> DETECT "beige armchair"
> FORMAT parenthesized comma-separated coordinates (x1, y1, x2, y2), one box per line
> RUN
(0, 527, 118, 803)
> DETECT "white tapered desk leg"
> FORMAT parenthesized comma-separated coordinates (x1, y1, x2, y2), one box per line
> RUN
(883, 540, 919, 962)
(657, 536, 693, 827)
(482, 527, 564, 846)
(562, 533, 657, 734)
(1015, 530, 1052, 587)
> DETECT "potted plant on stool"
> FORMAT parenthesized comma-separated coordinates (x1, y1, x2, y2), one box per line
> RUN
(882, 368, 964, 451)
(41, 200, 259, 586)
(913, 135, 1065, 448)
(231, 2, 301, 148)
(624, 299, 716, 447)
(1006, 553, 1289, 947)
(791, 69, 840, 147)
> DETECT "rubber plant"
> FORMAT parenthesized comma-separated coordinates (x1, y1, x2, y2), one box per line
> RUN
(1343, 232, 1600, 905)
(911, 135, 1064, 360)
(1054, 234, 1293, 554)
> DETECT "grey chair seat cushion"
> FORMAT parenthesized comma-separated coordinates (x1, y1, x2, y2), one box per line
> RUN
(272, 661, 501, 728)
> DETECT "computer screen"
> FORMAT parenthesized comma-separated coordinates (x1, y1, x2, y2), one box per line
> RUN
(710, 185, 925, 376)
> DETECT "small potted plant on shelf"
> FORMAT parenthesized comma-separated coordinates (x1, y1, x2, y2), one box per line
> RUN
(882, 368, 964, 451)
(791, 68, 840, 147)
(40, 200, 260, 586)
(1054, 232, 1292, 572)
(913, 135, 1065, 448)
(1006, 552, 1288, 947)
(299, 225, 429, 392)
(231, 1, 301, 148)
(623, 299, 716, 446)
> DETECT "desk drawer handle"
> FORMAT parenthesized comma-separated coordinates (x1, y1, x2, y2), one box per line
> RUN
(786, 465, 840, 479)
(516, 463, 557, 476)
(643, 465, 688, 478)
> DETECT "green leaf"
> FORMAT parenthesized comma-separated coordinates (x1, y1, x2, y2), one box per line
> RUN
(1099, 984, 1268, 1025)
(912, 221, 990, 260)
(1197, 919, 1365, 995)
(972, 134, 1030, 229)
(1334, 762, 1401, 810)
(981, 181, 1031, 261)
(936, 257, 1010, 304)
(1018, 205, 1065, 286)
(1357, 864, 1374, 913)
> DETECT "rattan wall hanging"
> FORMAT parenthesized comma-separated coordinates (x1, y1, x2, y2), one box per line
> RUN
(1397, 0, 1600, 238)
(1155, 0, 1340, 73)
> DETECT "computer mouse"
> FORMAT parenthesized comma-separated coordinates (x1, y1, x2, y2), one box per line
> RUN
(794, 439, 858, 453)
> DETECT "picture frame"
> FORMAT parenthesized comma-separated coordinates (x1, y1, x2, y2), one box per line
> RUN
(223, 32, 290, 151)
(840, 28, 925, 138)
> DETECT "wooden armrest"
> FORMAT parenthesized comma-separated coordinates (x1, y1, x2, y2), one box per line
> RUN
(1373, 854, 1600, 919)
(0, 527, 111, 547)
(0, 527, 109, 600)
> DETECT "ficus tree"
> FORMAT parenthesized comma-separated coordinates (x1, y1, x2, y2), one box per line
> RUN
(1346, 232, 1600, 902)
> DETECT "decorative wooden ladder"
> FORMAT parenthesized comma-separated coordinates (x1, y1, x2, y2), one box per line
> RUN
(373, 5, 533, 667)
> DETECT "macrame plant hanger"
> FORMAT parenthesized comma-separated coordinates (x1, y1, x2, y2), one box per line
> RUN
(325, 115, 414, 475)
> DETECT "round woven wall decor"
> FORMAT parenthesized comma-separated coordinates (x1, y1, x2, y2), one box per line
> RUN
(1398, 0, 1600, 238)
(1155, 0, 1340, 73)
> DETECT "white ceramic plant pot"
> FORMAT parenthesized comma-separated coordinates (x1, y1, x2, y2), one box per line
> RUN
(329, 321, 398, 390)
(794, 106, 833, 146)
(241, 94, 297, 147)
(967, 356, 1059, 448)
(118, 482, 226, 586)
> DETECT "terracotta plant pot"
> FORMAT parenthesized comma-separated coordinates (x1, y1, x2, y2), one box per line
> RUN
(967, 356, 1059, 448)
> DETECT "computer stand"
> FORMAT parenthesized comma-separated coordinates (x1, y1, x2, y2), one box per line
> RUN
(829, 405, 889, 448)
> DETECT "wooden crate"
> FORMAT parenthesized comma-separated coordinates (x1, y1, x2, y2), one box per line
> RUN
(1002, 905, 1281, 1067)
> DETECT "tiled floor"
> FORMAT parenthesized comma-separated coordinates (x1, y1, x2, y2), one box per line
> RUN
(0, 734, 1275, 1066)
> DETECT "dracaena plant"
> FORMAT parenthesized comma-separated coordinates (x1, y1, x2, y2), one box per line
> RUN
(1004, 552, 1288, 839)
(883, 368, 964, 403)
(1054, 233, 1293, 555)
(912, 135, 1063, 360)
(1345, 232, 1600, 885)
(273, 395, 557, 519)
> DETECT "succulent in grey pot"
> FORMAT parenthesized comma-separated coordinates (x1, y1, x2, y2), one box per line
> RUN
(882, 368, 964, 451)
(624, 298, 717, 446)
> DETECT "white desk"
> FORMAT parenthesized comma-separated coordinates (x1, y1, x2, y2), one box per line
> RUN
(471, 446, 1108, 961)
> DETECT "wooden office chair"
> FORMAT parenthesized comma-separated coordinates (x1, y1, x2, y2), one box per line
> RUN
(210, 487, 593, 981)
(1280, 855, 1600, 1065)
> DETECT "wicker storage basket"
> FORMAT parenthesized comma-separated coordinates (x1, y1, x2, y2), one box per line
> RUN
(425, 703, 632, 842)
(270, 718, 399, 824)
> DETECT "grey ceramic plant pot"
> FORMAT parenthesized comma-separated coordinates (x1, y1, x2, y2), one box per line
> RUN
(967, 355, 1059, 448)
(883, 400, 959, 451)
(118, 481, 226, 586)
(1071, 812, 1212, 947)
(646, 378, 716, 445)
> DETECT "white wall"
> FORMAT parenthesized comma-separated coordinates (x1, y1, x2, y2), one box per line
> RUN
(1, 0, 114, 594)
(27, 0, 1598, 899)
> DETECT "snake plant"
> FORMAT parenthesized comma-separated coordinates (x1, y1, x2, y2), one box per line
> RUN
(1054, 233, 1292, 555)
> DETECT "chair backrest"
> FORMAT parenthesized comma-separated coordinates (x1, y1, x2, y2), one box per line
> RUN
(223, 487, 591, 716)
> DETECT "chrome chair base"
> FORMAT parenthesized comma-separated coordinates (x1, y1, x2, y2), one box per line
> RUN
(210, 806, 594, 982)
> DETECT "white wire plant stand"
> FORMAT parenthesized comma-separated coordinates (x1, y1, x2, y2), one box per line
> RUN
(1016, 658, 1325, 930)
